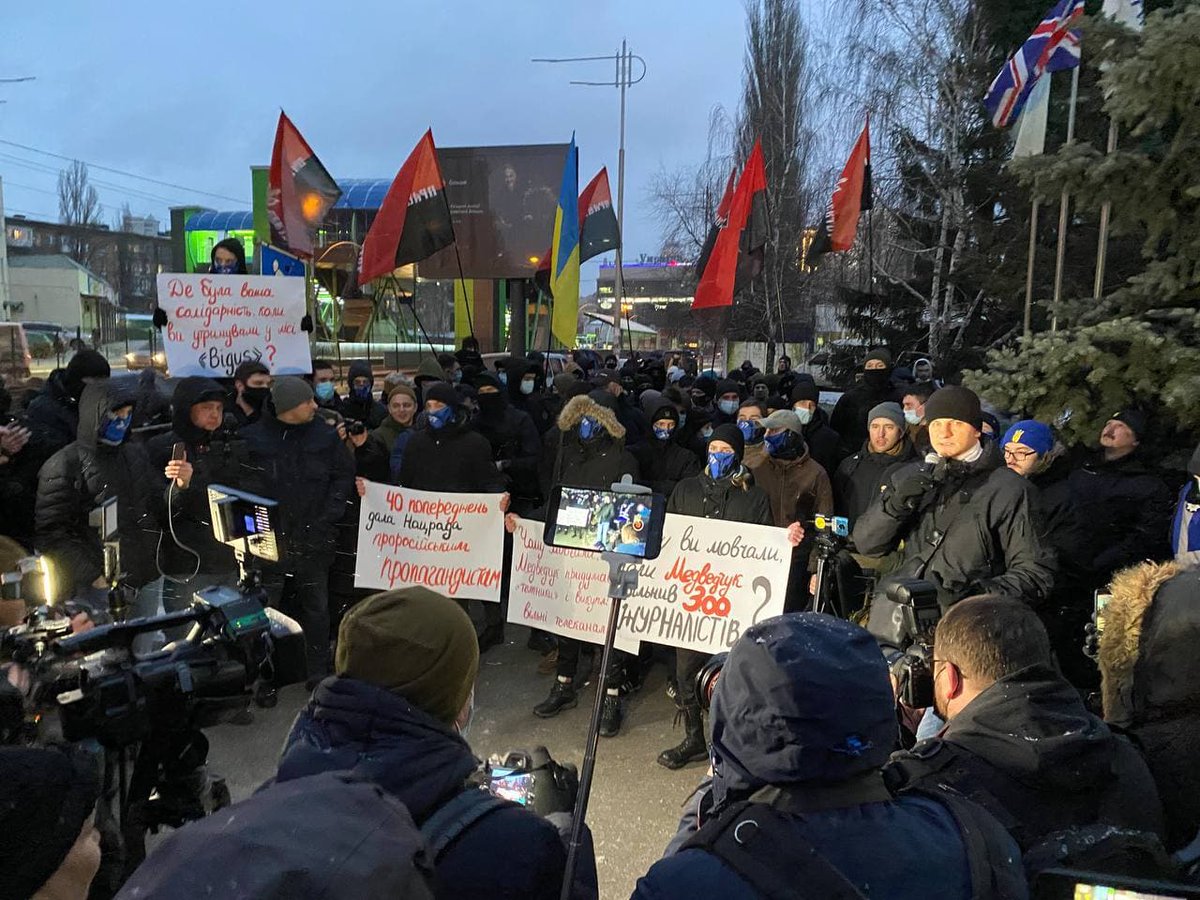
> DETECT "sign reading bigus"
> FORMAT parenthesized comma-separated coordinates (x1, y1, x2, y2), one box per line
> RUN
(156, 273, 311, 377)
(354, 481, 505, 603)
(507, 514, 791, 654)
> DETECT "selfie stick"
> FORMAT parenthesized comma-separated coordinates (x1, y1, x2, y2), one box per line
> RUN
(560, 476, 649, 900)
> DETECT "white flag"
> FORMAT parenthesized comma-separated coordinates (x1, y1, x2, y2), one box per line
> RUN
(1102, 0, 1143, 30)
(1012, 75, 1051, 159)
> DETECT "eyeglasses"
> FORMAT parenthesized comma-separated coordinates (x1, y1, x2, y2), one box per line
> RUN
(1003, 448, 1037, 462)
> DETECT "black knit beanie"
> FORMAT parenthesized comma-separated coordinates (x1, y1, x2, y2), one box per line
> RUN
(922, 386, 982, 430)
(708, 423, 745, 461)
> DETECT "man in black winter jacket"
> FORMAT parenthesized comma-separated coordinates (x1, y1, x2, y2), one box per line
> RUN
(830, 348, 897, 458)
(35, 378, 160, 605)
(886, 596, 1165, 854)
(834, 402, 917, 527)
(854, 386, 1055, 613)
(474, 373, 542, 514)
(24, 350, 110, 467)
(239, 378, 355, 680)
(147, 377, 246, 613)
(632, 404, 699, 498)
(339, 359, 387, 429)
(527, 394, 640, 736)
(790, 376, 842, 477)
(658, 423, 775, 771)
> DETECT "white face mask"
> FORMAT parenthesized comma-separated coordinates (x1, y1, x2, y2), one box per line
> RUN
(792, 406, 813, 426)
(904, 410, 922, 426)
(456, 687, 475, 741)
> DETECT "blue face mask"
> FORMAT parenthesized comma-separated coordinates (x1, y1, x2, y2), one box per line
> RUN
(653, 425, 674, 441)
(520, 379, 535, 396)
(579, 416, 600, 441)
(428, 406, 454, 430)
(497, 371, 508, 386)
(314, 381, 336, 402)
(764, 430, 791, 456)
(793, 405, 814, 426)
(717, 399, 738, 416)
(211, 260, 237, 274)
(707, 450, 736, 480)
(904, 409, 922, 426)
(738, 419, 763, 444)
(352, 384, 372, 400)
(99, 412, 132, 446)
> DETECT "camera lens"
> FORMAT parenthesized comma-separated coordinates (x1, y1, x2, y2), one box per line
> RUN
(348, 421, 366, 435)
(694, 652, 728, 711)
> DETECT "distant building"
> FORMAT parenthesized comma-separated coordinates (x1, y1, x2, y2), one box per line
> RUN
(596, 256, 702, 350)
(7, 254, 119, 342)
(3, 216, 171, 314)
(121, 214, 160, 237)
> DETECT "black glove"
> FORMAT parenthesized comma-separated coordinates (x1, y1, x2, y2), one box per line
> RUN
(300, 314, 314, 333)
(883, 467, 935, 516)
(152, 307, 168, 329)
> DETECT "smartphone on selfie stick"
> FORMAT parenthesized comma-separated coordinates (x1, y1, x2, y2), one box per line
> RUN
(542, 475, 665, 900)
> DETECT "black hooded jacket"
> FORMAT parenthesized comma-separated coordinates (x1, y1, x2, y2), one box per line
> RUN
(474, 381, 542, 505)
(146, 377, 245, 576)
(854, 441, 1055, 609)
(667, 465, 772, 527)
(238, 406, 356, 557)
(35, 379, 160, 595)
(885, 664, 1165, 852)
(631, 406, 700, 497)
(398, 407, 506, 495)
(834, 436, 918, 526)
(505, 357, 554, 435)
(338, 360, 387, 428)
(830, 372, 896, 457)
(24, 369, 83, 465)
(802, 406, 843, 479)
(541, 395, 640, 499)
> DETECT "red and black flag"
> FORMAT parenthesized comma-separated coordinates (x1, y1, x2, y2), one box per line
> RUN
(693, 139, 767, 311)
(534, 167, 621, 296)
(807, 119, 872, 266)
(359, 129, 455, 285)
(695, 168, 736, 280)
(268, 111, 342, 259)
(578, 167, 620, 262)
(734, 140, 768, 293)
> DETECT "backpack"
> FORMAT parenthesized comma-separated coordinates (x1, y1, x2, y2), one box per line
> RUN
(680, 773, 1022, 900)
(418, 785, 516, 863)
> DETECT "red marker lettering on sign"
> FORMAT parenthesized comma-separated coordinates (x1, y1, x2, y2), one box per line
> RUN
(386, 491, 405, 513)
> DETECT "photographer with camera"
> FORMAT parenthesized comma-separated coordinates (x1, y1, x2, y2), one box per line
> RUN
(853, 386, 1055, 613)
(273, 587, 597, 900)
(635, 613, 1026, 899)
(0, 746, 102, 900)
(885, 596, 1165, 862)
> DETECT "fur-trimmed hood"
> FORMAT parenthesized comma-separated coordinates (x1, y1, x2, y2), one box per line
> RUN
(1100, 560, 1200, 726)
(556, 394, 625, 441)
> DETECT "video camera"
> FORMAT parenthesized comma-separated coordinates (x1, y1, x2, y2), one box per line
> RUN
(694, 652, 728, 713)
(876, 578, 941, 709)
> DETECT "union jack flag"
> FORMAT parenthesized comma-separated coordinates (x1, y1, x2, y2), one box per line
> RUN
(984, 0, 1085, 128)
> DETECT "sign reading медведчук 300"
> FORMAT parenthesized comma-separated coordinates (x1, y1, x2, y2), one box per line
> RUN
(506, 514, 792, 655)
(156, 273, 312, 377)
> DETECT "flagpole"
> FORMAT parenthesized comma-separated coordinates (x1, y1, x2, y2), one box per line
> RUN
(1050, 66, 1080, 333)
(1023, 197, 1041, 341)
(1092, 119, 1119, 300)
(615, 41, 634, 362)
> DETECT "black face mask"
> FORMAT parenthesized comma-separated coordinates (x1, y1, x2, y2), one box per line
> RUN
(242, 386, 269, 409)
(478, 393, 505, 414)
(863, 370, 891, 390)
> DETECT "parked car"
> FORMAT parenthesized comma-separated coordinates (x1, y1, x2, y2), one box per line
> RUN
(0, 323, 32, 381)
(124, 340, 168, 372)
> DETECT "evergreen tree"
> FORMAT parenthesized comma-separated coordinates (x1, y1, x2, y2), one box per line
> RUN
(966, 6, 1200, 456)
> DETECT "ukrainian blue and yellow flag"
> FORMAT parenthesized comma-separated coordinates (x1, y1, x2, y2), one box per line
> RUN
(550, 135, 581, 349)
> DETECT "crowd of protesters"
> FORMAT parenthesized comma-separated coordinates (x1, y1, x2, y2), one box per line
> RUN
(2, 331, 1199, 898)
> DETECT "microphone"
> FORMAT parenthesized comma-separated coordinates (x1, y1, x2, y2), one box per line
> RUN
(924, 451, 948, 484)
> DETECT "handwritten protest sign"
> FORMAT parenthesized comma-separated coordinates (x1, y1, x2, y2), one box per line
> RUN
(507, 514, 791, 654)
(354, 481, 505, 603)
(156, 273, 311, 377)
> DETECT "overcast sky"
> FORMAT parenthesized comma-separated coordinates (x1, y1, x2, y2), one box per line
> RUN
(0, 1, 774, 289)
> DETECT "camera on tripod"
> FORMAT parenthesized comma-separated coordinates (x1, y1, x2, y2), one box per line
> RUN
(880, 579, 941, 709)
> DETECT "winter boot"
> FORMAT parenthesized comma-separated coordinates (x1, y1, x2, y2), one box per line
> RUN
(599, 689, 624, 737)
(657, 704, 708, 770)
(534, 677, 578, 718)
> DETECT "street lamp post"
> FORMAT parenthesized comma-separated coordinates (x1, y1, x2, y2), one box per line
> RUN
(533, 41, 646, 358)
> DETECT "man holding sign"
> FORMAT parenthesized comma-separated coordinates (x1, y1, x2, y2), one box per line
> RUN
(658, 423, 802, 770)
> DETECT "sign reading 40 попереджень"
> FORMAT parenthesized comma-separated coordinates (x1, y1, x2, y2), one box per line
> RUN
(353, 481, 506, 603)
(156, 273, 312, 377)
(506, 514, 792, 655)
